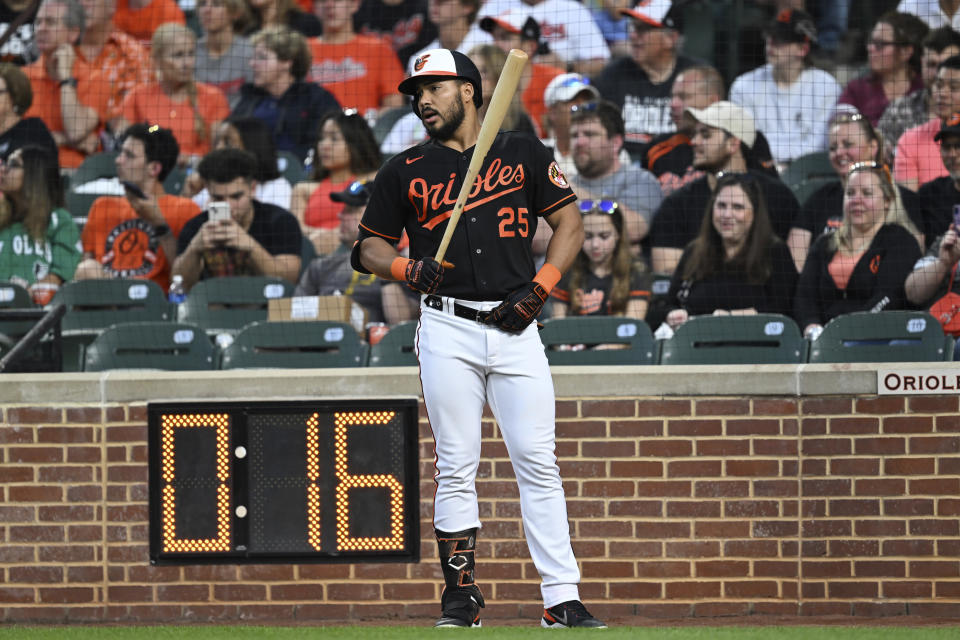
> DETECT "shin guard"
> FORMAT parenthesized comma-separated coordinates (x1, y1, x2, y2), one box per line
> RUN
(436, 527, 485, 607)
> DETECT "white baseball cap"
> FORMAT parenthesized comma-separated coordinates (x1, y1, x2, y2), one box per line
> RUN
(543, 73, 600, 108)
(620, 0, 678, 29)
(684, 101, 756, 148)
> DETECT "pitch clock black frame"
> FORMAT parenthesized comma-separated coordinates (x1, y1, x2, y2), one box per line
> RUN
(148, 399, 420, 564)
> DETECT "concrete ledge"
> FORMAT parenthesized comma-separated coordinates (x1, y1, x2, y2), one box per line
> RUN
(6, 362, 960, 404)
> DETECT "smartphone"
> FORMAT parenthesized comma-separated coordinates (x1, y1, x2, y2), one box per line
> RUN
(953, 204, 960, 229)
(207, 201, 231, 222)
(121, 181, 146, 200)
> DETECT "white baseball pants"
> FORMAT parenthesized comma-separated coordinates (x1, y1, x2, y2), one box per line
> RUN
(416, 295, 581, 607)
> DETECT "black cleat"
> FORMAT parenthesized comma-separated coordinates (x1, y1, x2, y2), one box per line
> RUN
(435, 585, 483, 628)
(541, 600, 607, 628)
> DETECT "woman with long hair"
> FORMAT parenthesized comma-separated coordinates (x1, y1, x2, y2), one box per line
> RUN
(794, 162, 922, 338)
(838, 11, 929, 125)
(185, 115, 291, 210)
(291, 109, 381, 254)
(551, 199, 650, 319)
(119, 23, 231, 166)
(0, 146, 81, 303)
(787, 111, 926, 271)
(664, 173, 797, 331)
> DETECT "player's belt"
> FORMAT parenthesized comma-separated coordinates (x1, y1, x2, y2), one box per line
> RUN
(424, 295, 491, 323)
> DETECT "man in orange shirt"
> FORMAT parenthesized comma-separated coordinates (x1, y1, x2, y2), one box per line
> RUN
(24, 0, 111, 169)
(75, 124, 200, 291)
(308, 0, 404, 115)
(113, 0, 184, 44)
(76, 0, 152, 132)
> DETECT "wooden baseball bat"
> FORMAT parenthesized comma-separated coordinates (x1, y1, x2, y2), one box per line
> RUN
(434, 49, 528, 263)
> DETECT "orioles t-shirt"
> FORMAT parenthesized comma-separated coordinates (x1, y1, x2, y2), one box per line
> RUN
(81, 195, 200, 290)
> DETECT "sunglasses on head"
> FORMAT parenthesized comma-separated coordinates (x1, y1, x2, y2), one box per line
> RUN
(579, 199, 618, 215)
(847, 160, 893, 184)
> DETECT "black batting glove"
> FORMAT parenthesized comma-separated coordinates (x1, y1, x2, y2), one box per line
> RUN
(404, 257, 447, 294)
(486, 281, 549, 333)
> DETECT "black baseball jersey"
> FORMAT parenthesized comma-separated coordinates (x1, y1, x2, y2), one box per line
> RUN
(351, 131, 576, 300)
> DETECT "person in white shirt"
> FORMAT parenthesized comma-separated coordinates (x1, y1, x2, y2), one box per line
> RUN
(476, 0, 609, 75)
(729, 8, 841, 169)
(898, 0, 960, 30)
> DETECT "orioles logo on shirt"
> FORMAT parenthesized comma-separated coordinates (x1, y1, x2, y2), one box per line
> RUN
(413, 54, 430, 72)
(548, 161, 568, 189)
(870, 255, 881, 274)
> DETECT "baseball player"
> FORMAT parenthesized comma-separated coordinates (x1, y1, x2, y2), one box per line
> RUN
(350, 49, 606, 629)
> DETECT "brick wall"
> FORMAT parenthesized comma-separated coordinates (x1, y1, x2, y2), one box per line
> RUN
(1, 367, 959, 623)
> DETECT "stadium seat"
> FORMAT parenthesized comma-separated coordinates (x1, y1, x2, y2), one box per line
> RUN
(659, 314, 806, 365)
(178, 276, 294, 336)
(277, 151, 307, 185)
(372, 106, 408, 146)
(807, 311, 954, 363)
(163, 167, 187, 195)
(0, 281, 38, 360)
(780, 151, 834, 192)
(644, 272, 674, 333)
(50, 279, 174, 371)
(539, 316, 657, 365)
(65, 152, 121, 223)
(219, 320, 368, 369)
(793, 175, 840, 207)
(69, 151, 119, 186)
(368, 321, 418, 366)
(83, 321, 216, 371)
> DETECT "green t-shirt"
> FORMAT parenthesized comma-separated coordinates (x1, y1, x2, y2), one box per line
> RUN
(0, 208, 81, 284)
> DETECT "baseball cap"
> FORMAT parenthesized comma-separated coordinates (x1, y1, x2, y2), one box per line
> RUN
(685, 101, 757, 148)
(765, 8, 817, 44)
(398, 49, 483, 110)
(619, 0, 680, 30)
(330, 180, 371, 207)
(936, 112, 960, 141)
(479, 9, 540, 42)
(544, 73, 600, 107)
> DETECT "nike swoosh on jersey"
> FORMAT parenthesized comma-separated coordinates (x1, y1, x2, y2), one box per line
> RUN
(406, 156, 424, 164)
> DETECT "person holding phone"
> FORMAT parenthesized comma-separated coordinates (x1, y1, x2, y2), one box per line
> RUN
(172, 147, 302, 289)
(74, 124, 200, 291)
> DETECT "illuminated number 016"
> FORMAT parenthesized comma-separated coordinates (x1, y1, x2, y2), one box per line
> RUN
(159, 413, 232, 553)
(306, 411, 405, 551)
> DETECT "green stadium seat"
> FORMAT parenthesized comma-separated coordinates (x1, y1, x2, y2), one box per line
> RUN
(659, 314, 806, 365)
(539, 316, 657, 365)
(368, 321, 418, 366)
(178, 276, 293, 336)
(219, 320, 368, 369)
(277, 151, 307, 185)
(807, 311, 953, 363)
(0, 282, 38, 360)
(83, 321, 216, 371)
(50, 279, 174, 371)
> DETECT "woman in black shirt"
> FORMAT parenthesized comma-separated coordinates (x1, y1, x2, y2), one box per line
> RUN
(794, 162, 922, 338)
(664, 173, 798, 330)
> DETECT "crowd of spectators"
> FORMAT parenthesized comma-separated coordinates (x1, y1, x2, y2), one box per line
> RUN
(1, 0, 960, 353)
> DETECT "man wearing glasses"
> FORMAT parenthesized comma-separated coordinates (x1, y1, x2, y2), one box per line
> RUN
(594, 0, 700, 155)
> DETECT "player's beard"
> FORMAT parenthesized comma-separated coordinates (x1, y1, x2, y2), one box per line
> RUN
(423, 93, 465, 141)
